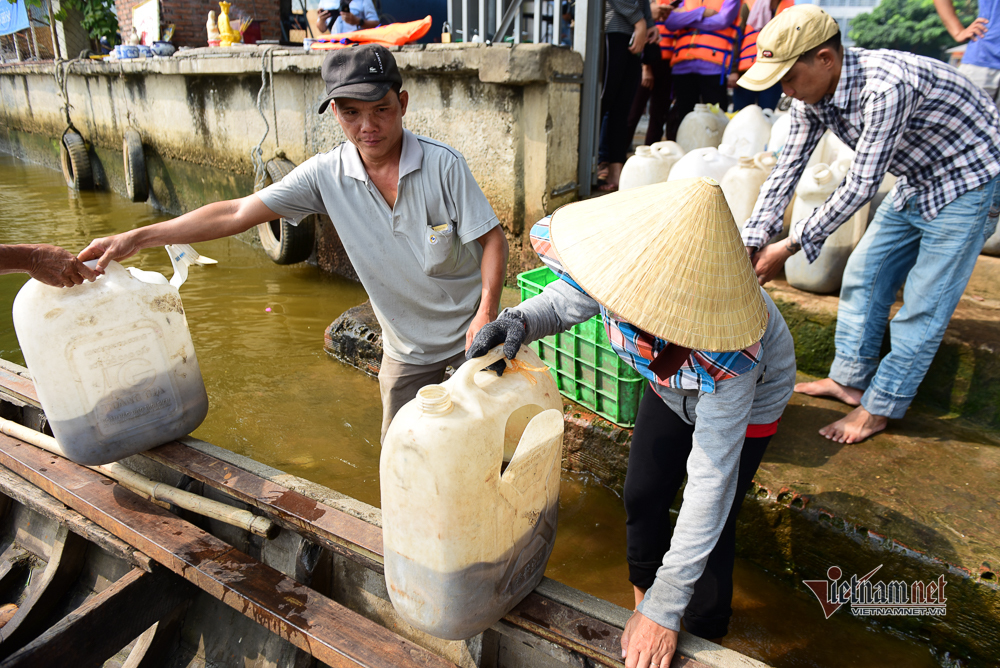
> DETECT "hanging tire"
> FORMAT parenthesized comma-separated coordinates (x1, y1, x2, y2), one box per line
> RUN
(254, 158, 315, 265)
(60, 130, 93, 190)
(123, 129, 149, 202)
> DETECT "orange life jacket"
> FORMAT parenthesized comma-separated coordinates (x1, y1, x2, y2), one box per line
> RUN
(670, 0, 740, 70)
(657, 22, 676, 61)
(312, 15, 432, 49)
(738, 0, 795, 72)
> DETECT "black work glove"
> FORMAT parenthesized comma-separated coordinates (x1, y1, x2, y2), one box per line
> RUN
(466, 311, 529, 377)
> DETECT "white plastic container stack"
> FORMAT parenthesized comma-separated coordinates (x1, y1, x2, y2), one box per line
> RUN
(721, 152, 778, 229)
(620, 145, 677, 190)
(381, 345, 564, 640)
(785, 163, 870, 293)
(12, 259, 209, 465)
(768, 112, 792, 153)
(722, 105, 773, 158)
(677, 103, 723, 153)
(650, 140, 686, 168)
(668, 144, 739, 183)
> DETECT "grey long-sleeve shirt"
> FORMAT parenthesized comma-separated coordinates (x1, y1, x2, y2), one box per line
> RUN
(508, 281, 795, 631)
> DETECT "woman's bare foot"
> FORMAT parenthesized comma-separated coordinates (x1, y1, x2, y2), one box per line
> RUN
(819, 406, 888, 444)
(794, 377, 863, 406)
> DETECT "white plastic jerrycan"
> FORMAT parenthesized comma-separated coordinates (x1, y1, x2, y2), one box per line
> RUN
(676, 103, 723, 154)
(620, 145, 676, 190)
(650, 140, 685, 164)
(722, 104, 773, 158)
(785, 163, 868, 294)
(720, 152, 777, 229)
(668, 144, 738, 183)
(12, 258, 209, 465)
(381, 345, 564, 640)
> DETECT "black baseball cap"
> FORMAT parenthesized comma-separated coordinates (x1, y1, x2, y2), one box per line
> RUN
(317, 45, 403, 114)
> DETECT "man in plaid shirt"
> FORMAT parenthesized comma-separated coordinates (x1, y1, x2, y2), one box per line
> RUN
(740, 5, 1000, 444)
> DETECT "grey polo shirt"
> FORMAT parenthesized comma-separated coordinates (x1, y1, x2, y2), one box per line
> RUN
(257, 130, 500, 365)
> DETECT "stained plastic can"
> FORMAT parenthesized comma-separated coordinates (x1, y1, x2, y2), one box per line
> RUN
(12, 260, 208, 464)
(381, 345, 564, 640)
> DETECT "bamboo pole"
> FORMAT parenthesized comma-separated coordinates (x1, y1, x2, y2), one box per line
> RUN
(0, 418, 278, 539)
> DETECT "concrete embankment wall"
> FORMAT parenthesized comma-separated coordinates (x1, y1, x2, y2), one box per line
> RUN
(0, 44, 583, 278)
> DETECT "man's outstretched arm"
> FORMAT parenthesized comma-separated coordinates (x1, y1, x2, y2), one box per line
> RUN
(79, 195, 279, 270)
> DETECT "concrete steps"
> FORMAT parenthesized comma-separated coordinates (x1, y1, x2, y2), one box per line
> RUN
(323, 254, 1000, 663)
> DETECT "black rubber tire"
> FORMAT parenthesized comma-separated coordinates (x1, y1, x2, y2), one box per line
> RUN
(123, 129, 149, 202)
(254, 158, 316, 265)
(60, 131, 93, 190)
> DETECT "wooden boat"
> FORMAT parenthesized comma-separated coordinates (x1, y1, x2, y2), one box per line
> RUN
(0, 357, 766, 668)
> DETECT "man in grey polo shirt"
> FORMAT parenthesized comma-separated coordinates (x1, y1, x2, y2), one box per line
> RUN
(80, 45, 508, 442)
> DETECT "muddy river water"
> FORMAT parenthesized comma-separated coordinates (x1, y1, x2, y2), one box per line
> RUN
(0, 153, 939, 667)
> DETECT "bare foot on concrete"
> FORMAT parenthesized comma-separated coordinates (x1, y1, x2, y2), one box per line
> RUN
(819, 406, 888, 444)
(794, 377, 863, 407)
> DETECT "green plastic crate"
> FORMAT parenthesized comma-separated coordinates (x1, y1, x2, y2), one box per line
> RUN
(517, 266, 646, 427)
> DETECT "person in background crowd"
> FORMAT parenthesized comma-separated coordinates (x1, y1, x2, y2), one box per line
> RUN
(596, 0, 658, 192)
(934, 0, 998, 102)
(626, 2, 677, 145)
(316, 0, 379, 35)
(741, 6, 1000, 443)
(729, 0, 795, 110)
(0, 244, 97, 288)
(663, 0, 741, 140)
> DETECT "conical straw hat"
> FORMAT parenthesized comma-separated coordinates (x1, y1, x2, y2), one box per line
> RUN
(549, 177, 768, 352)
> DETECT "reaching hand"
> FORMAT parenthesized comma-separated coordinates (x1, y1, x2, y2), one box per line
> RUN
(646, 25, 659, 45)
(17, 244, 98, 287)
(78, 233, 142, 273)
(466, 311, 528, 376)
(750, 241, 793, 286)
(621, 610, 678, 668)
(957, 17, 989, 42)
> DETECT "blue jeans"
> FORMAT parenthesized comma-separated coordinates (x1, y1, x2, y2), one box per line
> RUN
(829, 177, 1000, 418)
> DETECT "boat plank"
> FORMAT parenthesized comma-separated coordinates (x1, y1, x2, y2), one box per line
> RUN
(0, 435, 456, 668)
(145, 442, 384, 564)
(0, 465, 152, 572)
(0, 524, 87, 658)
(0, 566, 190, 668)
(0, 368, 37, 410)
(504, 595, 711, 668)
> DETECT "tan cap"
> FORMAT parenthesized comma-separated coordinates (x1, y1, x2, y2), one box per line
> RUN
(548, 178, 768, 352)
(738, 5, 840, 92)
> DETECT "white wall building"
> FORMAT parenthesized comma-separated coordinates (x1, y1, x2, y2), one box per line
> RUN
(800, 0, 879, 45)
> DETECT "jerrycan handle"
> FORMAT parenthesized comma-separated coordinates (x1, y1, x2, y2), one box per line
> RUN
(452, 345, 508, 395)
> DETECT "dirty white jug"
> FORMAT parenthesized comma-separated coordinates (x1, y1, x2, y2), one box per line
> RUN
(983, 227, 1000, 256)
(722, 104, 773, 158)
(721, 152, 777, 229)
(650, 140, 685, 165)
(668, 144, 738, 183)
(381, 345, 564, 640)
(676, 104, 723, 153)
(785, 163, 868, 294)
(12, 258, 209, 465)
(620, 146, 676, 190)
